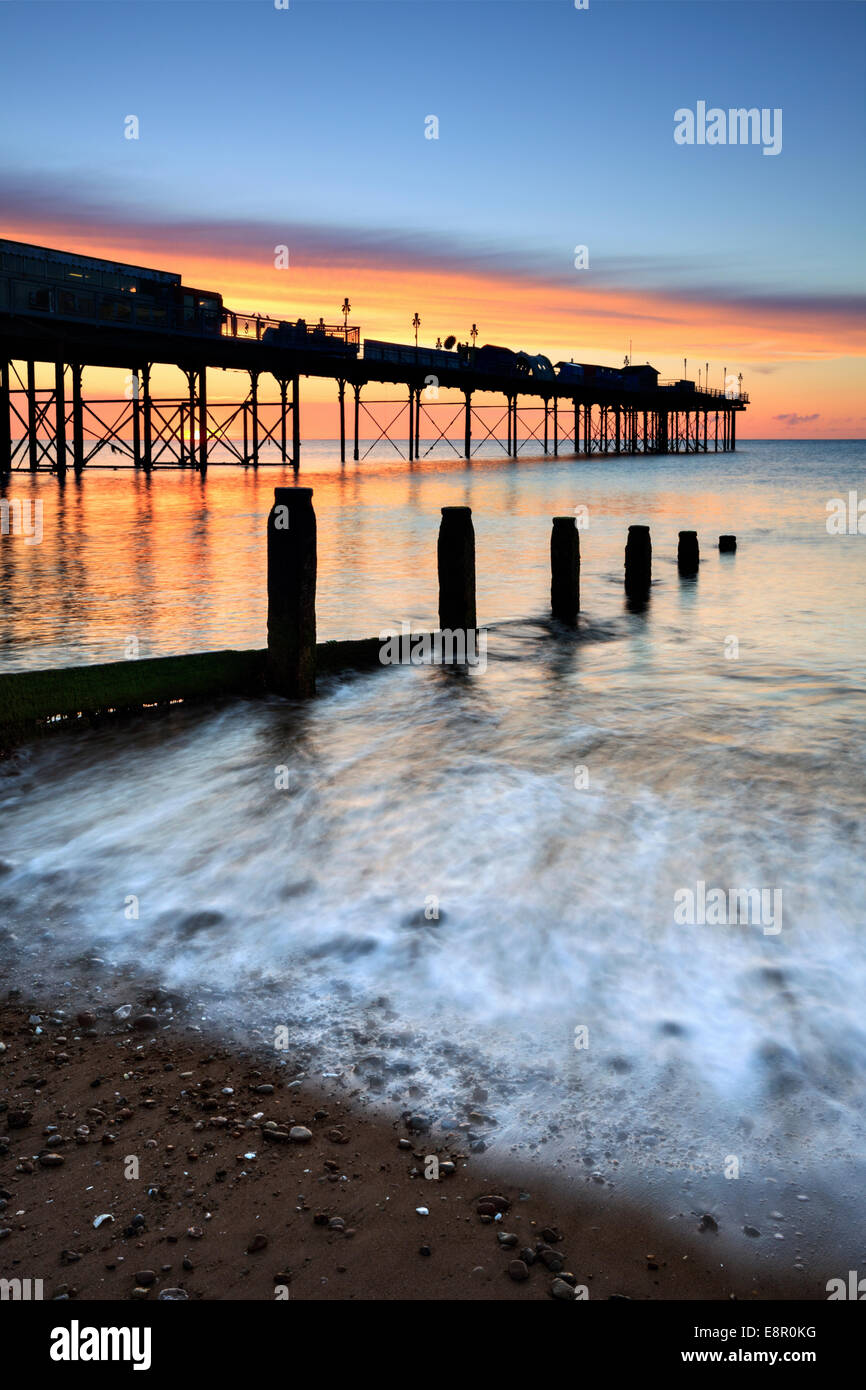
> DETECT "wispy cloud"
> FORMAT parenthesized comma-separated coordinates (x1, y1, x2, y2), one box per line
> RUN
(2, 169, 865, 336)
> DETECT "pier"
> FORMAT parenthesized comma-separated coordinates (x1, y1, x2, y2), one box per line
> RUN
(0, 240, 748, 477)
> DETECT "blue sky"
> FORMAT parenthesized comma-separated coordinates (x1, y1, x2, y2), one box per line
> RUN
(2, 0, 864, 299)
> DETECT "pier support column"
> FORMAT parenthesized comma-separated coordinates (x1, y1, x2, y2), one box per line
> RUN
(72, 364, 84, 475)
(615, 405, 621, 454)
(132, 370, 141, 467)
(551, 516, 580, 625)
(625, 524, 652, 597)
(677, 530, 699, 575)
(198, 366, 207, 474)
(292, 373, 300, 470)
(267, 485, 317, 698)
(730, 409, 736, 450)
(438, 505, 476, 632)
(338, 379, 346, 464)
(552, 397, 559, 456)
(543, 398, 549, 454)
(27, 360, 38, 471)
(0, 361, 11, 475)
(415, 387, 421, 457)
(573, 398, 579, 456)
(242, 401, 249, 466)
(54, 362, 67, 478)
(353, 383, 360, 462)
(463, 391, 472, 460)
(714, 412, 718, 452)
(408, 387, 414, 462)
(250, 370, 260, 467)
(142, 364, 153, 472)
(279, 380, 289, 463)
(584, 402, 591, 454)
(187, 370, 197, 466)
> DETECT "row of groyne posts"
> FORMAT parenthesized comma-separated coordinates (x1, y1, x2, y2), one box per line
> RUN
(268, 487, 737, 697)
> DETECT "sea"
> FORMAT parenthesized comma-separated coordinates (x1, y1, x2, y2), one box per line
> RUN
(2, 438, 865, 1272)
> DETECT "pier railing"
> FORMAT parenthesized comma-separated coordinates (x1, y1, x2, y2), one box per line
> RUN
(657, 380, 749, 403)
(221, 310, 360, 347)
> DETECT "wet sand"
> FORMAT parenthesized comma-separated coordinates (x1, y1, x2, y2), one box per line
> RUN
(0, 990, 843, 1303)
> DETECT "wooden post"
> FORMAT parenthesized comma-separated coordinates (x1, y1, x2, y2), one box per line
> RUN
(27, 360, 38, 471)
(438, 505, 476, 632)
(54, 362, 67, 477)
(72, 364, 84, 474)
(624, 524, 652, 595)
(267, 485, 317, 698)
(719, 534, 737, 552)
(292, 373, 300, 469)
(677, 530, 699, 575)
(0, 361, 11, 474)
(551, 516, 580, 625)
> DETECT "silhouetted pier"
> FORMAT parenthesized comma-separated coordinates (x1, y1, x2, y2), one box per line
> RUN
(0, 240, 748, 476)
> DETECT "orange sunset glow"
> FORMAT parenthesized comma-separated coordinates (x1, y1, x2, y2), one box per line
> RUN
(5, 219, 863, 439)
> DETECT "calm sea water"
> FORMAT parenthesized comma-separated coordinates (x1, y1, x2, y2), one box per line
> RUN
(2, 440, 865, 1245)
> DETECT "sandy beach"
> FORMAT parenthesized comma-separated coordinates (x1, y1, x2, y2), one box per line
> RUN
(1, 983, 846, 1304)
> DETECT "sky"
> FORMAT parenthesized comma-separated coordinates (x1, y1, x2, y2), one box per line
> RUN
(1, 0, 864, 437)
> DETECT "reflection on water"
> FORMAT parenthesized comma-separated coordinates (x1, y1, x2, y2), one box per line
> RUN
(2, 439, 864, 671)
(1, 440, 865, 1194)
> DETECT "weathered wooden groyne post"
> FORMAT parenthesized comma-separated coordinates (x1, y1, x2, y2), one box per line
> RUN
(438, 506, 476, 631)
(719, 534, 737, 552)
(267, 486, 317, 697)
(550, 516, 580, 625)
(624, 524, 652, 596)
(677, 529, 700, 575)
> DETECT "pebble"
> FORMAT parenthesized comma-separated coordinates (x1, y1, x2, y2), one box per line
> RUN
(39, 1153, 65, 1167)
(550, 1277, 577, 1300)
(247, 1234, 268, 1252)
(289, 1126, 312, 1143)
(134, 1270, 156, 1286)
(497, 1232, 518, 1247)
(158, 1288, 189, 1301)
(743, 1225, 761, 1238)
(508, 1259, 529, 1282)
(132, 1015, 158, 1033)
(698, 1213, 718, 1233)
